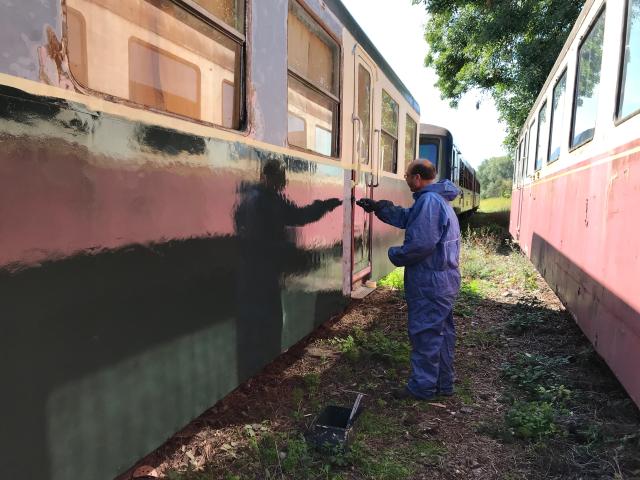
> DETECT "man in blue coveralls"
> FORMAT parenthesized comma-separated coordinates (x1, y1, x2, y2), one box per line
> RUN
(356, 160, 461, 400)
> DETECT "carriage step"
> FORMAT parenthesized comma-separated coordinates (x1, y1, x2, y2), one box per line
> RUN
(350, 284, 376, 299)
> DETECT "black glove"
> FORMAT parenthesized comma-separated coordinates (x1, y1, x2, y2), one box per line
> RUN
(356, 198, 378, 213)
(323, 198, 342, 212)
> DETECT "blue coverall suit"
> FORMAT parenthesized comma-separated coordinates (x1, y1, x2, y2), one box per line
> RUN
(375, 180, 461, 399)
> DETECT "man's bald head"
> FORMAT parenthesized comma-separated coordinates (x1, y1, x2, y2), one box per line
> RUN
(406, 160, 437, 180)
(404, 160, 437, 192)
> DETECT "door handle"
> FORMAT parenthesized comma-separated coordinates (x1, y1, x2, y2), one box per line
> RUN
(352, 114, 362, 187)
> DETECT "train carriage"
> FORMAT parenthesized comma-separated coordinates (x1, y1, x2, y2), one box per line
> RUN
(510, 0, 640, 406)
(419, 123, 480, 214)
(0, 1, 422, 478)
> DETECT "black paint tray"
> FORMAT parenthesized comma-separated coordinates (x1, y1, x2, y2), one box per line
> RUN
(306, 393, 364, 451)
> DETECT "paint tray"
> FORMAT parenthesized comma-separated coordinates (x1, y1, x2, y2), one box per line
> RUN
(306, 393, 364, 451)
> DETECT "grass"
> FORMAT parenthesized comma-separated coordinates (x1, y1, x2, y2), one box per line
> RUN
(479, 196, 512, 213)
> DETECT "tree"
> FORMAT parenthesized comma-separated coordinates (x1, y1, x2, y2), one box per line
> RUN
(412, 0, 585, 150)
(477, 155, 513, 199)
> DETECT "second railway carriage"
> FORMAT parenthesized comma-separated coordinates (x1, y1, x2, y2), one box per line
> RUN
(511, 0, 640, 407)
(0, 0, 422, 479)
(419, 123, 480, 214)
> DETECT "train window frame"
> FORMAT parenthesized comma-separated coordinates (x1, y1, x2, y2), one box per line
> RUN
(534, 100, 548, 172)
(569, 5, 607, 152)
(615, 0, 640, 124)
(521, 132, 528, 180)
(286, 1, 341, 159)
(380, 89, 399, 174)
(405, 114, 418, 163)
(547, 68, 567, 164)
(63, 0, 247, 131)
(526, 120, 537, 178)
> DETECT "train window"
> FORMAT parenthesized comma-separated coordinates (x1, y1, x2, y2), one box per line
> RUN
(65, 0, 245, 128)
(315, 126, 332, 156)
(617, 0, 640, 120)
(419, 141, 438, 164)
(191, 0, 245, 32)
(288, 113, 307, 150)
(287, 2, 340, 157)
(527, 121, 536, 177)
(129, 39, 201, 119)
(548, 70, 567, 163)
(67, 8, 88, 87)
(357, 65, 372, 164)
(571, 9, 606, 149)
(381, 90, 399, 173)
(535, 101, 548, 171)
(521, 133, 528, 179)
(222, 80, 235, 128)
(405, 116, 417, 162)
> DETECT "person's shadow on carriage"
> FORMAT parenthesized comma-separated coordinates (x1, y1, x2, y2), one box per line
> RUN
(233, 158, 341, 381)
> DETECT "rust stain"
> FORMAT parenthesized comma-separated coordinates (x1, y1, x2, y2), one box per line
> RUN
(38, 25, 74, 89)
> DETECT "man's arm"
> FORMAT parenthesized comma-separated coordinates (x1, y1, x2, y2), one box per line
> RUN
(375, 201, 412, 229)
(283, 197, 341, 226)
(388, 195, 445, 267)
(357, 198, 411, 229)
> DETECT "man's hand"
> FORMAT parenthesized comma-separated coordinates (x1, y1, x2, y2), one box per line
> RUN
(356, 198, 378, 213)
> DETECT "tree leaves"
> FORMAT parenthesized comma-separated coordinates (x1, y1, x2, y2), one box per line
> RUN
(412, 0, 585, 149)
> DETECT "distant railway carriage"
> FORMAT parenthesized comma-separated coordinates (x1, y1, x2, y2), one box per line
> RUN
(0, 1, 423, 478)
(419, 123, 480, 214)
(510, 0, 640, 406)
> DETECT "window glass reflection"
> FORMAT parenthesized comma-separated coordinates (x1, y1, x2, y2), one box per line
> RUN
(618, 0, 640, 119)
(572, 10, 606, 148)
(549, 71, 567, 162)
(535, 101, 548, 171)
(66, 0, 243, 127)
(405, 116, 417, 161)
(381, 90, 398, 173)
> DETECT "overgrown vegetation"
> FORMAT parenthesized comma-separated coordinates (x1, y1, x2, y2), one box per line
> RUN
(477, 156, 514, 199)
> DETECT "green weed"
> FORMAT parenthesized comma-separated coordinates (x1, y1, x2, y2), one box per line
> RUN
(379, 268, 404, 290)
(502, 353, 569, 393)
(328, 334, 360, 362)
(355, 329, 410, 366)
(505, 401, 559, 439)
(348, 442, 413, 480)
(357, 411, 404, 437)
(506, 302, 548, 334)
(455, 279, 484, 317)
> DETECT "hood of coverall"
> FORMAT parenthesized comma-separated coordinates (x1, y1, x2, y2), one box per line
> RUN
(413, 179, 460, 202)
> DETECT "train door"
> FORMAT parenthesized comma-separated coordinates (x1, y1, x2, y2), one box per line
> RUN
(351, 47, 377, 287)
(515, 134, 527, 239)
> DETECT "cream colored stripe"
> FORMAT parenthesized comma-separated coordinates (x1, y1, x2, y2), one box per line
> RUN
(520, 144, 640, 189)
(0, 72, 351, 169)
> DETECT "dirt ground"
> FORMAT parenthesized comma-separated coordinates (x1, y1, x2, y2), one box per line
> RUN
(119, 213, 640, 480)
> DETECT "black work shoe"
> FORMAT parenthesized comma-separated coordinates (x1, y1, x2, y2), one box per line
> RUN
(391, 387, 416, 400)
(437, 390, 454, 397)
(391, 387, 435, 401)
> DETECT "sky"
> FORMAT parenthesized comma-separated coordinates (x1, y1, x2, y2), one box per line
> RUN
(340, 0, 507, 168)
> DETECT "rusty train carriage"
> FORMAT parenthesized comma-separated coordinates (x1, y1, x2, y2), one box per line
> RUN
(510, 0, 640, 407)
(0, 1, 422, 479)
